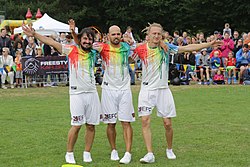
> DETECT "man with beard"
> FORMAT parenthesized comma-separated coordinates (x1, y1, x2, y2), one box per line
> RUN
(69, 19, 135, 164)
(22, 25, 101, 164)
(94, 25, 135, 164)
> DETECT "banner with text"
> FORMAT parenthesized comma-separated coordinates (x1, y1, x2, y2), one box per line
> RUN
(21, 56, 68, 76)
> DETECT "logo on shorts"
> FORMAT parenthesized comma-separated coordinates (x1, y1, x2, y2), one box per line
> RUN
(104, 113, 117, 120)
(138, 106, 152, 113)
(132, 113, 135, 117)
(104, 81, 109, 86)
(72, 115, 84, 123)
(71, 86, 77, 90)
(143, 82, 148, 85)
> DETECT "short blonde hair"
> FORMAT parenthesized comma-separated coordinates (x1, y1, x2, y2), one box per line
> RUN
(2, 47, 9, 53)
(142, 23, 164, 35)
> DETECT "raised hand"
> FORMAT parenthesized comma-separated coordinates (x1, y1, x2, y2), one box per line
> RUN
(211, 40, 224, 47)
(22, 25, 35, 37)
(68, 19, 76, 32)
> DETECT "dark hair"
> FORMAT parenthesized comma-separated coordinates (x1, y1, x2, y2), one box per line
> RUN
(243, 44, 249, 48)
(77, 28, 95, 43)
(66, 34, 72, 39)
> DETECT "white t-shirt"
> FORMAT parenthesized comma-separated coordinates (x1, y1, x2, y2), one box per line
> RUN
(62, 44, 97, 94)
(93, 42, 131, 90)
(133, 42, 179, 90)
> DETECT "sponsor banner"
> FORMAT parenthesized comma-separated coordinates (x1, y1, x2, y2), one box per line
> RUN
(21, 56, 68, 76)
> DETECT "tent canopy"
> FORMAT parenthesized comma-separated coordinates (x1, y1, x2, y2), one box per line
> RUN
(14, 13, 78, 35)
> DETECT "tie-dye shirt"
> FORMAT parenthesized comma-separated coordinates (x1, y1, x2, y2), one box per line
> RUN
(132, 43, 179, 90)
(93, 42, 130, 90)
(62, 44, 97, 94)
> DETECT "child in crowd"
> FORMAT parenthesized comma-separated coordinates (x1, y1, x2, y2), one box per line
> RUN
(199, 48, 210, 84)
(14, 51, 22, 88)
(210, 50, 221, 79)
(213, 70, 225, 85)
(225, 51, 237, 84)
(223, 23, 232, 38)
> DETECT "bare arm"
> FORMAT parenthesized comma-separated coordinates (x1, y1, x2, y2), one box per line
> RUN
(22, 25, 62, 53)
(178, 40, 223, 54)
(68, 19, 79, 45)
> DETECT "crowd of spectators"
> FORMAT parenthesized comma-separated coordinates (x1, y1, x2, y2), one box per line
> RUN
(163, 23, 250, 85)
(0, 22, 250, 89)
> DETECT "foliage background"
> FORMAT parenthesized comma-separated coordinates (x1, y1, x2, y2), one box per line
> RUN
(0, 0, 250, 39)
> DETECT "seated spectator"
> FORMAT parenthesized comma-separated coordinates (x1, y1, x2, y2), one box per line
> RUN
(213, 70, 225, 85)
(209, 46, 222, 59)
(35, 47, 43, 57)
(0, 47, 14, 89)
(14, 51, 23, 88)
(225, 51, 237, 84)
(26, 36, 38, 57)
(210, 50, 221, 79)
(233, 39, 243, 55)
(198, 48, 210, 85)
(236, 44, 250, 84)
(243, 65, 250, 85)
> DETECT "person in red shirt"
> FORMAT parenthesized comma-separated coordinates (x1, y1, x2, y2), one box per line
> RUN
(225, 51, 237, 84)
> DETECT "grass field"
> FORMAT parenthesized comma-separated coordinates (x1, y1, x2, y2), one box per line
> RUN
(0, 85, 249, 167)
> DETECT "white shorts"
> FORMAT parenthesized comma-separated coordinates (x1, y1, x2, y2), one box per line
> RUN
(70, 92, 101, 126)
(138, 88, 176, 118)
(101, 89, 135, 123)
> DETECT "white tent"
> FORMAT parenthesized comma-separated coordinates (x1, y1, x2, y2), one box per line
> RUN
(14, 13, 78, 35)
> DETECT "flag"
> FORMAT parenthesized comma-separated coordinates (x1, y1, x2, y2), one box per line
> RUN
(183, 65, 187, 72)
(191, 65, 195, 71)
(12, 65, 17, 72)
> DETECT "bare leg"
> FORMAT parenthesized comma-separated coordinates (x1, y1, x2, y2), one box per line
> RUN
(67, 126, 81, 152)
(121, 121, 133, 152)
(85, 124, 95, 152)
(107, 123, 117, 150)
(206, 68, 210, 81)
(200, 68, 204, 81)
(163, 118, 173, 149)
(141, 115, 153, 152)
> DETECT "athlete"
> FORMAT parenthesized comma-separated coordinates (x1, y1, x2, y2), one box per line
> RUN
(22, 25, 101, 164)
(132, 23, 223, 163)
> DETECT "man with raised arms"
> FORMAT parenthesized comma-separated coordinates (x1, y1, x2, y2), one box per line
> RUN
(22, 25, 101, 164)
(132, 23, 223, 163)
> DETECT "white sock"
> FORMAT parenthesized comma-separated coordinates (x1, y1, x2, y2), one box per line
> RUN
(67, 152, 74, 155)
(147, 152, 154, 156)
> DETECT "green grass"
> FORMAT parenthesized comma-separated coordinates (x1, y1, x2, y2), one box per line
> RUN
(0, 85, 249, 167)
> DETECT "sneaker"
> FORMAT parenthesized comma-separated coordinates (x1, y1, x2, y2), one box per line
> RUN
(10, 85, 14, 89)
(233, 77, 237, 84)
(65, 152, 76, 164)
(140, 152, 155, 163)
(119, 152, 132, 164)
(110, 149, 119, 161)
(2, 85, 7, 89)
(83, 151, 92, 163)
(166, 149, 176, 159)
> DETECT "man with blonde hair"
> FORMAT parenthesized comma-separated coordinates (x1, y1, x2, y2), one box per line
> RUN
(133, 23, 222, 163)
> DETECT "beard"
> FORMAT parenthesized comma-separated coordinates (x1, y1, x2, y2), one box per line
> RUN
(80, 42, 92, 51)
(111, 38, 120, 45)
